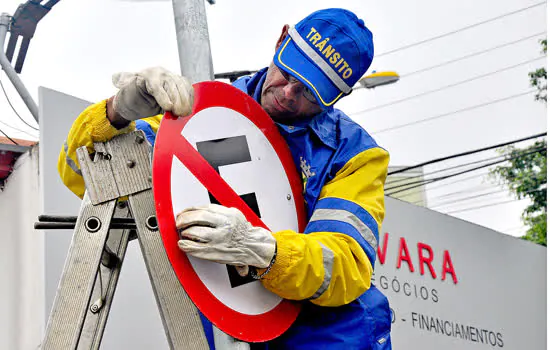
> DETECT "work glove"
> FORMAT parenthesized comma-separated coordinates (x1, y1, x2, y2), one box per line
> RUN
(112, 66, 194, 121)
(176, 204, 276, 278)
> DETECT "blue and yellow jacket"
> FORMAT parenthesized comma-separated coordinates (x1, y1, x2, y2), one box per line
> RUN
(58, 68, 392, 349)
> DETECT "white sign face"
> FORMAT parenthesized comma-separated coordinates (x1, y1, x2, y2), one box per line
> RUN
(170, 106, 300, 315)
(153, 81, 304, 342)
(377, 197, 546, 349)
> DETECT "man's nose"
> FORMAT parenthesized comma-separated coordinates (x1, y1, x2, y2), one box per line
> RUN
(282, 81, 302, 101)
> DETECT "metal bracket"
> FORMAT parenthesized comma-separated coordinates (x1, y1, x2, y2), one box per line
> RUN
(76, 131, 152, 205)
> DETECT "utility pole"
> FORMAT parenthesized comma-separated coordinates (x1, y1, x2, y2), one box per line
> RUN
(171, 0, 215, 82)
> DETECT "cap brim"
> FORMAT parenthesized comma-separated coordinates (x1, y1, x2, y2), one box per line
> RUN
(274, 37, 344, 109)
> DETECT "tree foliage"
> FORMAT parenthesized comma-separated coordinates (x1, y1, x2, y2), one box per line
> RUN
(490, 140, 547, 245)
(528, 39, 546, 102)
(489, 38, 547, 246)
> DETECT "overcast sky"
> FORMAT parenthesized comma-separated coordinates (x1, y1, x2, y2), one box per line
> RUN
(0, 0, 547, 237)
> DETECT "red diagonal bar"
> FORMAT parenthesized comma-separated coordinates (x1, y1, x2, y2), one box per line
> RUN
(169, 121, 269, 231)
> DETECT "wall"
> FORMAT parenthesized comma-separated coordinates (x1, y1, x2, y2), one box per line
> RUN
(0, 146, 43, 350)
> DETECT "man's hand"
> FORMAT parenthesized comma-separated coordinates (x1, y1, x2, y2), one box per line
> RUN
(111, 66, 194, 122)
(176, 204, 276, 277)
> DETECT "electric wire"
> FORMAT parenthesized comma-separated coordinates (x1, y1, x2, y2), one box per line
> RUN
(387, 146, 546, 193)
(386, 146, 547, 195)
(413, 172, 489, 193)
(388, 134, 547, 200)
(388, 142, 545, 190)
(388, 132, 547, 176)
(386, 160, 505, 195)
(411, 183, 491, 205)
(0, 72, 39, 131)
(373, 89, 537, 135)
(0, 126, 19, 145)
(444, 198, 526, 214)
(410, 169, 545, 204)
(351, 56, 545, 116)
(376, 2, 546, 58)
(0, 118, 38, 138)
(432, 187, 544, 210)
(389, 154, 509, 189)
(399, 31, 547, 79)
(430, 189, 510, 209)
(388, 151, 522, 187)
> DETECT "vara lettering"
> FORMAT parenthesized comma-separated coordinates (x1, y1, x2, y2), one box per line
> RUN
(377, 232, 458, 284)
(306, 27, 353, 80)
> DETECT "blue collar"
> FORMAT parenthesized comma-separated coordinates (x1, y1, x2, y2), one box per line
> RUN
(240, 68, 338, 150)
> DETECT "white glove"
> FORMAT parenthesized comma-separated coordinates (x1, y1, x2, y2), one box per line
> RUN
(112, 66, 194, 121)
(176, 204, 276, 277)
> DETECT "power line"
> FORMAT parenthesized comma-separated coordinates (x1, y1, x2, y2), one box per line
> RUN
(388, 131, 547, 176)
(432, 187, 544, 210)
(0, 72, 39, 131)
(373, 89, 537, 135)
(351, 56, 545, 116)
(386, 146, 547, 195)
(388, 151, 511, 187)
(0, 126, 19, 145)
(387, 145, 546, 193)
(423, 172, 488, 190)
(410, 164, 545, 204)
(405, 172, 493, 202)
(430, 189, 508, 209)
(400, 31, 547, 79)
(411, 183, 491, 205)
(0, 118, 38, 138)
(376, 2, 546, 58)
(424, 183, 495, 201)
(444, 198, 527, 215)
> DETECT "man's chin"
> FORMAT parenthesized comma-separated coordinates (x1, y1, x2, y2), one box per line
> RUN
(269, 113, 296, 125)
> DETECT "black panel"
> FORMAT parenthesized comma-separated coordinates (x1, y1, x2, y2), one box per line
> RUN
(196, 135, 262, 287)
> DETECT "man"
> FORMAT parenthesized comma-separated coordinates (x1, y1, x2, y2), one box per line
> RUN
(59, 8, 392, 350)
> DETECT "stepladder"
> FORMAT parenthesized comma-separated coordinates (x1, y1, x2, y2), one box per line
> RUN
(40, 131, 211, 350)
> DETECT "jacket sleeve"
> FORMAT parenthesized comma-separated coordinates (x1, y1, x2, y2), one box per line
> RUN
(57, 99, 136, 198)
(261, 146, 389, 307)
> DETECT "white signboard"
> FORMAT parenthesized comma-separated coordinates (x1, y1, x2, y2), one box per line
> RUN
(379, 197, 546, 349)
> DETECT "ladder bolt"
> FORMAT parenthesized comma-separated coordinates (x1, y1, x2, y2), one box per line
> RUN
(90, 299, 103, 314)
(85, 217, 102, 233)
(146, 215, 158, 231)
(126, 160, 136, 168)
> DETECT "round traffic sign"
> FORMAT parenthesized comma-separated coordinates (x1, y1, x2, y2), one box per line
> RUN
(153, 81, 305, 342)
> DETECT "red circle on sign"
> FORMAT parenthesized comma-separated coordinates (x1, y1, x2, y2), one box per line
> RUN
(153, 81, 305, 342)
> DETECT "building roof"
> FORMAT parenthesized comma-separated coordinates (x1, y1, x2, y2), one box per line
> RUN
(0, 136, 38, 183)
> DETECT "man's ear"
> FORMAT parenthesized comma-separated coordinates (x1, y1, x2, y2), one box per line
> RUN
(275, 25, 290, 51)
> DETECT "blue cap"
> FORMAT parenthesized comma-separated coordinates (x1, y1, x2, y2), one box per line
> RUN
(274, 8, 374, 108)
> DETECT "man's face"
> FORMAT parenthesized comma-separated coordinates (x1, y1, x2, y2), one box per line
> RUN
(260, 62, 323, 124)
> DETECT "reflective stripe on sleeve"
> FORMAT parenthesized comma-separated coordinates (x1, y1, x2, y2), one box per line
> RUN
(309, 242, 334, 300)
(309, 208, 378, 250)
(64, 141, 82, 176)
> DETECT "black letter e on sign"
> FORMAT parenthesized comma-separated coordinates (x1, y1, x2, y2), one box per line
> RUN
(196, 135, 260, 287)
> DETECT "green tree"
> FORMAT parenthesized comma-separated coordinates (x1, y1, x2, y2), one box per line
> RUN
(528, 39, 546, 102)
(490, 141, 547, 245)
(489, 38, 547, 246)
